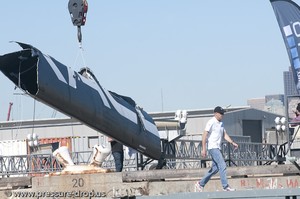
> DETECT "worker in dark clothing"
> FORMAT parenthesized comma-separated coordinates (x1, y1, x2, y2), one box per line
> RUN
(108, 138, 124, 172)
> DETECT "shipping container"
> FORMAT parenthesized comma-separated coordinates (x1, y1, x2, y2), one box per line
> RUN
(0, 139, 28, 177)
(0, 139, 27, 156)
(37, 136, 72, 153)
(71, 135, 108, 152)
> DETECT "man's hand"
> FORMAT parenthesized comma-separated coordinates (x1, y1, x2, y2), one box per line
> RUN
(201, 149, 207, 157)
(232, 142, 238, 149)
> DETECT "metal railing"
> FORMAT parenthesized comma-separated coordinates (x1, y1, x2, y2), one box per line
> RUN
(163, 140, 291, 169)
(0, 140, 294, 177)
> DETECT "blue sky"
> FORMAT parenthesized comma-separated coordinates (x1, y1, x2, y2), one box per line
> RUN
(0, 0, 294, 121)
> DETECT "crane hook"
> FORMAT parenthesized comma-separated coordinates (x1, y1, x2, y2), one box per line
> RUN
(68, 0, 88, 43)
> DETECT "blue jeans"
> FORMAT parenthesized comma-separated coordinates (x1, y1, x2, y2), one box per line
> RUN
(112, 151, 124, 172)
(199, 148, 228, 189)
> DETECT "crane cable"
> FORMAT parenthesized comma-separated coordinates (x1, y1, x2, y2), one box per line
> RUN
(68, 0, 88, 140)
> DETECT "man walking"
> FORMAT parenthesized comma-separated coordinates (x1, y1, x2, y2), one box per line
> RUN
(195, 106, 238, 192)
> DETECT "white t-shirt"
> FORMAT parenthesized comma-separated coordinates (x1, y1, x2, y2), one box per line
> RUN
(205, 116, 224, 150)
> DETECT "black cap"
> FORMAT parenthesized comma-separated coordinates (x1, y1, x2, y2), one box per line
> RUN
(214, 106, 225, 115)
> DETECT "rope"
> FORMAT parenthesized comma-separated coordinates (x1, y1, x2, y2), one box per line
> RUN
(72, 42, 88, 72)
(80, 44, 88, 71)
(18, 61, 21, 88)
(31, 99, 36, 137)
(69, 41, 88, 151)
(13, 61, 25, 139)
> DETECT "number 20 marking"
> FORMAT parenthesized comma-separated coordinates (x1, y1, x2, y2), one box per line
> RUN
(72, 178, 84, 187)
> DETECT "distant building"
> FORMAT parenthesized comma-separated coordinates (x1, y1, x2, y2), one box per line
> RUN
(246, 67, 300, 118)
(283, 67, 298, 96)
(264, 98, 285, 115)
(247, 98, 265, 110)
(283, 67, 300, 118)
(247, 95, 285, 116)
(265, 94, 285, 106)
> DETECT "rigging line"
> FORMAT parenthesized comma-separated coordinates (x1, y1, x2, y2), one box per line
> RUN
(16, 94, 22, 134)
(31, 98, 36, 137)
(72, 47, 81, 69)
(70, 118, 75, 152)
(16, 59, 29, 134)
(72, 43, 88, 71)
(79, 44, 87, 69)
(18, 61, 21, 88)
(18, 63, 37, 75)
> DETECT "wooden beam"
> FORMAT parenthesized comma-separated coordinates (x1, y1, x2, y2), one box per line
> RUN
(0, 177, 32, 189)
(122, 164, 300, 182)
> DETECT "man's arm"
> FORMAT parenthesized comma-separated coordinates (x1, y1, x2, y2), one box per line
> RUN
(224, 131, 238, 148)
(201, 131, 208, 157)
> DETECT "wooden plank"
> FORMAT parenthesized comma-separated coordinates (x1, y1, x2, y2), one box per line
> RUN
(122, 164, 300, 182)
(228, 164, 299, 176)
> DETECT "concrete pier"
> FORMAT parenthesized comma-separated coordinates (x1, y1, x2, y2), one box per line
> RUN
(0, 164, 299, 198)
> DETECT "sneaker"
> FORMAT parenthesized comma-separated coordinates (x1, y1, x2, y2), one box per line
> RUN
(194, 182, 204, 192)
(223, 186, 235, 191)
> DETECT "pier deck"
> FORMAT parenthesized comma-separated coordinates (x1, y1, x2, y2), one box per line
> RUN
(0, 164, 299, 198)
